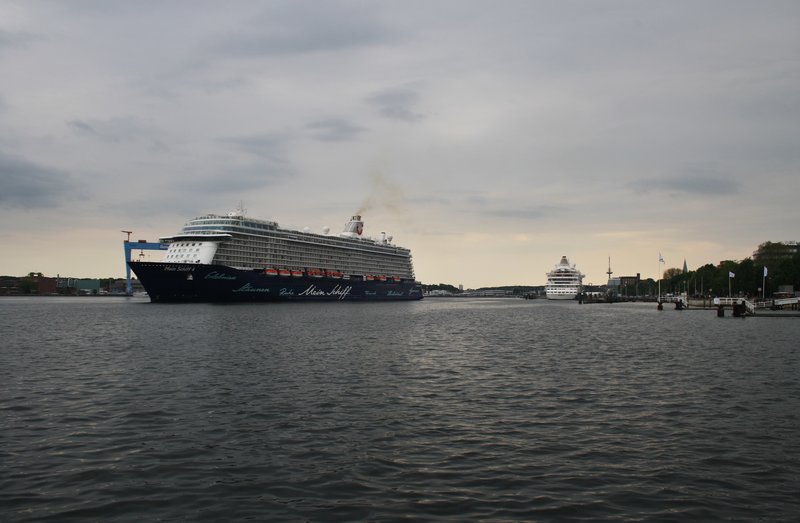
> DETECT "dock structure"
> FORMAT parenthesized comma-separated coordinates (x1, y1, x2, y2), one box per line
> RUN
(714, 297, 755, 316)
(713, 296, 800, 317)
(658, 293, 688, 310)
(763, 296, 800, 310)
(123, 238, 169, 295)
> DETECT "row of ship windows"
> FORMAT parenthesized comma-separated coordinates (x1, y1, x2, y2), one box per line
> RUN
(184, 223, 275, 232)
(166, 242, 204, 262)
(221, 238, 406, 259)
(220, 239, 408, 261)
(219, 244, 408, 263)
(159, 238, 412, 275)
(184, 228, 406, 254)
(215, 246, 412, 276)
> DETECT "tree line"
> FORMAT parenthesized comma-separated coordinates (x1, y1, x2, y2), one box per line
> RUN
(660, 241, 799, 298)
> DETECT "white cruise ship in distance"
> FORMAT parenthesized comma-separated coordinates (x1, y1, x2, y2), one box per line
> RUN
(545, 255, 584, 300)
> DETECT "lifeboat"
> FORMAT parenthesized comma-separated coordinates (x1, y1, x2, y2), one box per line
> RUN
(308, 269, 323, 278)
(326, 271, 342, 279)
(291, 270, 303, 277)
(392, 276, 401, 283)
(376, 275, 387, 282)
(278, 269, 291, 277)
(365, 275, 374, 281)
(264, 268, 278, 276)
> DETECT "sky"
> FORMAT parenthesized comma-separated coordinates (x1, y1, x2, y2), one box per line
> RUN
(1, 1, 799, 288)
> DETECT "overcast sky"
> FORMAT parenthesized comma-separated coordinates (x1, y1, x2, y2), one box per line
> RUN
(1, 1, 798, 287)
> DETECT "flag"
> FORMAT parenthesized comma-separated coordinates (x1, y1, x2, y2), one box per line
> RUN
(729, 271, 735, 278)
(764, 266, 768, 277)
(659, 253, 664, 263)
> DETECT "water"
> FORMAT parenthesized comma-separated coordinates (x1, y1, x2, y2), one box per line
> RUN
(2, 297, 799, 521)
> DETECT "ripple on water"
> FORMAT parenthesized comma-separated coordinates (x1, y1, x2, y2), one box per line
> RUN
(1, 298, 799, 521)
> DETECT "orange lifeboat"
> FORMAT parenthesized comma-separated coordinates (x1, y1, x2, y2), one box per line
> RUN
(264, 268, 278, 276)
(278, 269, 290, 277)
(291, 270, 303, 277)
(365, 275, 374, 281)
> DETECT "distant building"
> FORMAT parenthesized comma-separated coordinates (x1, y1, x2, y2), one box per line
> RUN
(616, 273, 641, 296)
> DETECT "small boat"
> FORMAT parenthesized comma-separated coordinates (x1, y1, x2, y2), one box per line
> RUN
(278, 269, 291, 277)
(376, 275, 387, 282)
(264, 268, 278, 276)
(291, 270, 303, 277)
(308, 269, 323, 278)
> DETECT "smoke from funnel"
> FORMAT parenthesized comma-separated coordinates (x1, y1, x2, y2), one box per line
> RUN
(356, 170, 406, 217)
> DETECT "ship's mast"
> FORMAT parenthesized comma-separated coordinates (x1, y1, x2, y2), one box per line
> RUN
(606, 256, 613, 282)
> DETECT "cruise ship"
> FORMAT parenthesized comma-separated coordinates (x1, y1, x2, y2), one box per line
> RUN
(128, 210, 423, 302)
(545, 256, 584, 300)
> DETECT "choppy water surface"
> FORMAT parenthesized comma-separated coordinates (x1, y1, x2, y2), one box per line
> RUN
(1, 297, 799, 521)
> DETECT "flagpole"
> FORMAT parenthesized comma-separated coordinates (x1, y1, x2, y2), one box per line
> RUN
(656, 254, 664, 310)
(728, 273, 731, 297)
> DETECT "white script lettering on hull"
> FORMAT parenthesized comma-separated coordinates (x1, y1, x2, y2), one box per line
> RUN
(298, 284, 353, 300)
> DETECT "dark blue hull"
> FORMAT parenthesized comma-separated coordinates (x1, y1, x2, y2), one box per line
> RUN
(128, 262, 423, 303)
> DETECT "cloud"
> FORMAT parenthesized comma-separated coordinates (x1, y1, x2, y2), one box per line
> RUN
(629, 165, 740, 197)
(0, 29, 39, 50)
(0, 152, 82, 208)
(208, 3, 396, 58)
(484, 204, 564, 221)
(67, 117, 156, 143)
(306, 119, 364, 141)
(208, 133, 296, 193)
(219, 133, 290, 161)
(367, 88, 425, 122)
(179, 162, 292, 195)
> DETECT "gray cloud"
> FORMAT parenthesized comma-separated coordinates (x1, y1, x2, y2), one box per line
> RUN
(367, 88, 425, 122)
(306, 119, 364, 141)
(629, 166, 740, 197)
(0, 152, 82, 208)
(180, 162, 292, 195)
(219, 134, 290, 161)
(67, 117, 156, 143)
(0, 29, 39, 50)
(209, 3, 396, 58)
(484, 204, 564, 221)
(211, 134, 295, 192)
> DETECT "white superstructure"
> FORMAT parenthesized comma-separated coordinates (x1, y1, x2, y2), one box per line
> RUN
(545, 255, 584, 300)
(159, 211, 415, 280)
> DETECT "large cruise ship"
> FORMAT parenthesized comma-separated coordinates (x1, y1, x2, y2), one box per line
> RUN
(128, 209, 423, 302)
(545, 256, 584, 300)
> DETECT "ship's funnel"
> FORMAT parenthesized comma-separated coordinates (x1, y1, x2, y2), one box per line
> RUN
(341, 215, 364, 237)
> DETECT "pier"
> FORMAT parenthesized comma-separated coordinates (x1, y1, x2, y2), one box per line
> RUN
(713, 296, 800, 317)
(658, 293, 688, 310)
